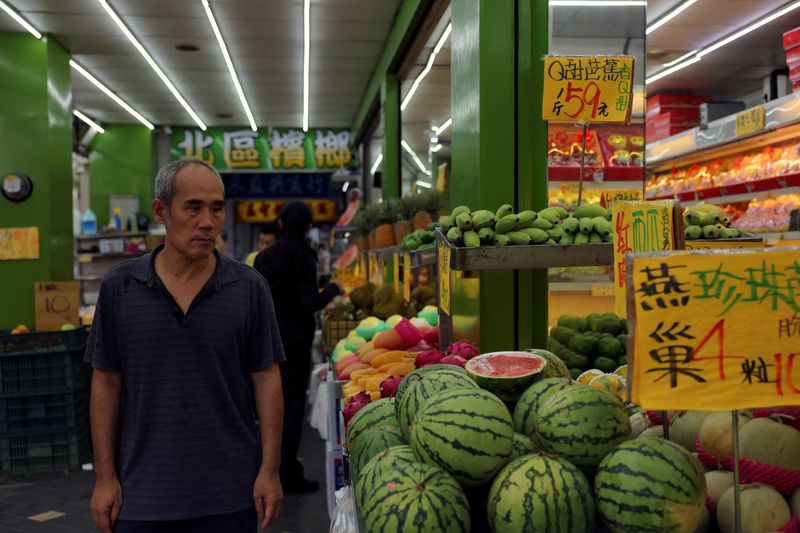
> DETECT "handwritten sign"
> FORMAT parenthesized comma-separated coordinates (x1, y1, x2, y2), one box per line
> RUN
(735, 105, 765, 138)
(403, 253, 412, 301)
(542, 56, 635, 123)
(612, 200, 678, 318)
(684, 239, 764, 251)
(35, 281, 79, 331)
(0, 227, 39, 260)
(627, 247, 800, 410)
(393, 252, 400, 294)
(438, 241, 451, 316)
(599, 188, 643, 208)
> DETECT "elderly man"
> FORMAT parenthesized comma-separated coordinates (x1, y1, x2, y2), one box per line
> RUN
(86, 159, 284, 533)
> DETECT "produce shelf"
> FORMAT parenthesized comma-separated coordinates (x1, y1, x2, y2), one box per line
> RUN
(374, 246, 399, 263)
(406, 246, 436, 267)
(649, 173, 800, 205)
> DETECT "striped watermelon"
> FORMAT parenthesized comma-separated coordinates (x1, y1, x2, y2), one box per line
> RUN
(395, 364, 467, 408)
(512, 377, 572, 437)
(349, 424, 406, 482)
(396, 368, 477, 439)
(594, 439, 707, 532)
(536, 385, 631, 467)
(411, 388, 513, 486)
(525, 348, 570, 379)
(509, 432, 537, 461)
(488, 454, 595, 533)
(355, 444, 417, 510)
(346, 398, 397, 451)
(362, 461, 471, 533)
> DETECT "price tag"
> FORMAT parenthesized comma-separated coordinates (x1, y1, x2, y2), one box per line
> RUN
(393, 252, 400, 294)
(599, 188, 643, 208)
(403, 253, 412, 302)
(735, 105, 765, 138)
(542, 56, 635, 123)
(612, 200, 678, 318)
(627, 247, 800, 410)
(438, 241, 451, 316)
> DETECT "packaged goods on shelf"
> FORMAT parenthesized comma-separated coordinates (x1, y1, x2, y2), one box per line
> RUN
(735, 194, 800, 232)
(547, 125, 603, 181)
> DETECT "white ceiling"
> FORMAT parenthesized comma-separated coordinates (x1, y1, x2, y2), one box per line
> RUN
(646, 0, 800, 101)
(0, 0, 402, 128)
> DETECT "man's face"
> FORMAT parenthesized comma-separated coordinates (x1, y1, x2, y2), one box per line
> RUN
(153, 165, 225, 260)
(259, 232, 277, 251)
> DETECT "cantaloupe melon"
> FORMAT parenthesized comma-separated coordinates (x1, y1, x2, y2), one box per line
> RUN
(670, 411, 716, 452)
(739, 416, 800, 470)
(637, 425, 664, 439)
(790, 487, 800, 518)
(705, 471, 734, 507)
(717, 483, 790, 533)
(698, 412, 747, 463)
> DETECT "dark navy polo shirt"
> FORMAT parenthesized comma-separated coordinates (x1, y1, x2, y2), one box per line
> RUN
(85, 246, 285, 521)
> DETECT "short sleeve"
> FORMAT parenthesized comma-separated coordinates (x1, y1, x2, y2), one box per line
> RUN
(84, 279, 122, 372)
(246, 273, 285, 372)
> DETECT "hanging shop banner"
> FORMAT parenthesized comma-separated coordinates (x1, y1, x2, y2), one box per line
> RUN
(612, 200, 679, 318)
(170, 127, 356, 171)
(236, 199, 337, 223)
(542, 56, 635, 123)
(0, 227, 39, 260)
(599, 188, 644, 208)
(627, 247, 800, 410)
(735, 104, 765, 138)
(222, 173, 332, 199)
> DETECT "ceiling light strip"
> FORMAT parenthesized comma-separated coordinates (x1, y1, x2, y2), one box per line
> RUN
(303, 0, 310, 131)
(662, 50, 697, 68)
(202, 0, 257, 131)
(73, 109, 105, 133)
(431, 144, 443, 152)
(646, 0, 699, 34)
(370, 153, 383, 175)
(401, 140, 430, 175)
(0, 0, 41, 38)
(70, 60, 155, 129)
(97, 0, 206, 130)
(549, 1, 646, 6)
(646, 55, 701, 85)
(434, 118, 452, 136)
(415, 180, 432, 189)
(401, 23, 452, 111)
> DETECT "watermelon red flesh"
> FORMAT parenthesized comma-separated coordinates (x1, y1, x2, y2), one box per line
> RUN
(466, 352, 546, 402)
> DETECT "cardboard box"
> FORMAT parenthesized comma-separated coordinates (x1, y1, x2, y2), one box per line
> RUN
(645, 106, 700, 122)
(784, 27, 800, 50)
(786, 46, 800, 66)
(646, 93, 711, 112)
(34, 281, 80, 332)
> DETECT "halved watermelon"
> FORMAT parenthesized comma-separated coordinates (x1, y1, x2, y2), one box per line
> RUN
(465, 352, 546, 402)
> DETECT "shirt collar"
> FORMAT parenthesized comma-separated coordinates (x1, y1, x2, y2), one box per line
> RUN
(132, 243, 240, 289)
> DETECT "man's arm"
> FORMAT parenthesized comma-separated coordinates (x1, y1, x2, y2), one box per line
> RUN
(89, 369, 123, 533)
(252, 364, 284, 530)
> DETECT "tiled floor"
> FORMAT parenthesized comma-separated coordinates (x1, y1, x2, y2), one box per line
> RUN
(0, 421, 331, 532)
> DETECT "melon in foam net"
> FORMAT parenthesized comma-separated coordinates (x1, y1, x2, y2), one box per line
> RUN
(465, 351, 546, 402)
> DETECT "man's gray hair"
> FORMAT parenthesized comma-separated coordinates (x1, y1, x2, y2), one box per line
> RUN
(154, 159, 224, 208)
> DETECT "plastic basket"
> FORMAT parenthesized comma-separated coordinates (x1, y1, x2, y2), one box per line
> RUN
(0, 328, 89, 395)
(323, 319, 358, 354)
(0, 425, 90, 475)
(0, 386, 89, 433)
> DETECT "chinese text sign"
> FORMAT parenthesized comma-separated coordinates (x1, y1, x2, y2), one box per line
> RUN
(627, 248, 800, 410)
(438, 241, 451, 316)
(542, 56, 635, 123)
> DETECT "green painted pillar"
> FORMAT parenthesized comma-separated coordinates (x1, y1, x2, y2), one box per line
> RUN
(89, 125, 154, 226)
(381, 74, 401, 201)
(450, 0, 516, 352)
(517, 0, 550, 348)
(0, 33, 72, 330)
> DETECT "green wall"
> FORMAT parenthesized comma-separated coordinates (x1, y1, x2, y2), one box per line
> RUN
(0, 33, 72, 330)
(381, 74, 401, 200)
(89, 125, 154, 225)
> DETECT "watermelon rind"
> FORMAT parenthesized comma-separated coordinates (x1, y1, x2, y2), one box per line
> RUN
(509, 433, 537, 461)
(346, 397, 397, 452)
(411, 388, 513, 486)
(396, 368, 477, 440)
(512, 377, 573, 437)
(488, 453, 595, 533)
(362, 461, 471, 533)
(349, 424, 406, 482)
(395, 364, 467, 412)
(594, 438, 707, 533)
(525, 348, 571, 379)
(354, 444, 418, 511)
(465, 351, 547, 402)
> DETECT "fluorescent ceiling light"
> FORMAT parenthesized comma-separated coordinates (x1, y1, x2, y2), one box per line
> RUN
(370, 153, 383, 175)
(97, 0, 206, 130)
(434, 118, 452, 136)
(401, 23, 451, 111)
(646, 0, 699, 34)
(202, 0, 256, 131)
(303, 0, 310, 131)
(73, 109, 105, 133)
(431, 144, 443, 152)
(70, 60, 155, 130)
(646, 55, 701, 85)
(401, 140, 430, 175)
(0, 0, 41, 39)
(662, 50, 697, 68)
(549, 1, 646, 5)
(342, 181, 350, 193)
(698, 0, 800, 58)
(415, 180, 432, 189)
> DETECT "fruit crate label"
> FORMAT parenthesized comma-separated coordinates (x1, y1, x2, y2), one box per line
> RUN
(626, 247, 800, 410)
(542, 56, 635, 124)
(735, 104, 765, 138)
(403, 253, 412, 302)
(612, 200, 680, 318)
(438, 241, 451, 316)
(393, 252, 400, 294)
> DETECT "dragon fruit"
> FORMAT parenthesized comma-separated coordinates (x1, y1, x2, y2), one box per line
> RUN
(446, 341, 479, 360)
(342, 392, 371, 426)
(380, 375, 402, 398)
(439, 354, 467, 368)
(414, 349, 444, 368)
(395, 318, 423, 348)
(423, 326, 440, 347)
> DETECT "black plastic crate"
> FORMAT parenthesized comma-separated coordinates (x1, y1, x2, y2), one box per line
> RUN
(0, 386, 89, 433)
(0, 426, 90, 475)
(0, 328, 89, 395)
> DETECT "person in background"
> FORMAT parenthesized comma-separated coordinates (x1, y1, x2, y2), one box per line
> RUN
(86, 160, 285, 533)
(215, 229, 228, 254)
(254, 201, 341, 492)
(245, 222, 279, 266)
(316, 243, 331, 286)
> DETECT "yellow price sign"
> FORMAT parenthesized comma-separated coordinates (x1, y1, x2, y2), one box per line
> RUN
(599, 188, 643, 208)
(542, 56, 635, 123)
(735, 104, 765, 138)
(612, 200, 678, 318)
(438, 241, 451, 316)
(684, 239, 764, 251)
(627, 247, 800, 410)
(403, 253, 412, 302)
(393, 252, 400, 294)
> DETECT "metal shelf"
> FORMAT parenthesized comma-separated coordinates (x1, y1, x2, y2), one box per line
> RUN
(374, 246, 400, 262)
(650, 173, 800, 205)
(75, 275, 104, 281)
(75, 251, 147, 259)
(407, 247, 436, 267)
(75, 231, 149, 240)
